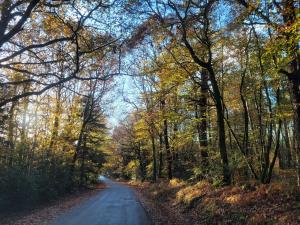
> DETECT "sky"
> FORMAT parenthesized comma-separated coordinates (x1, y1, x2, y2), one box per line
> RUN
(104, 70, 141, 129)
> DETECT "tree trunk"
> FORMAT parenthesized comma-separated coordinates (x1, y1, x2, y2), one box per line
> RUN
(265, 88, 282, 183)
(266, 120, 282, 183)
(198, 69, 209, 172)
(80, 134, 87, 187)
(240, 70, 249, 156)
(158, 133, 164, 178)
(181, 31, 231, 184)
(207, 66, 231, 185)
(7, 101, 16, 166)
(281, 0, 300, 185)
(69, 126, 84, 188)
(20, 97, 29, 144)
(151, 130, 157, 182)
(280, 120, 292, 169)
(287, 66, 300, 184)
(161, 99, 172, 179)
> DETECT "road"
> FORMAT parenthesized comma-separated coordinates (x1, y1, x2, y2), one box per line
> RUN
(51, 177, 152, 225)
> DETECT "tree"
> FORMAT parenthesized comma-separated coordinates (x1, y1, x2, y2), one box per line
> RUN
(0, 0, 118, 107)
(236, 0, 300, 185)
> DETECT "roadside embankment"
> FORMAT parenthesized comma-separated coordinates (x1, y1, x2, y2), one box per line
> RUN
(130, 179, 300, 225)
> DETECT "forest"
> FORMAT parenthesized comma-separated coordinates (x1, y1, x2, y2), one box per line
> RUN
(0, 0, 299, 224)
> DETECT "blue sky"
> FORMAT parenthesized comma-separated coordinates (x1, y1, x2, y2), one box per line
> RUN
(105, 73, 139, 129)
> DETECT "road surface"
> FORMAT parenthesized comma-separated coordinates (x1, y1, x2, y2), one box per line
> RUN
(51, 177, 152, 225)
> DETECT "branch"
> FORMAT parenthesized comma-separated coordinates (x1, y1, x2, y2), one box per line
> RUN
(0, 36, 74, 63)
(0, 0, 40, 48)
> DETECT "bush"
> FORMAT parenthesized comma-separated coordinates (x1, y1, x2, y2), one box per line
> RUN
(0, 153, 71, 212)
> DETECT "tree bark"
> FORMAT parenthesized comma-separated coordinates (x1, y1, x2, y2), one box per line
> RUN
(199, 69, 209, 163)
(161, 99, 172, 179)
(7, 101, 16, 166)
(158, 133, 164, 178)
(80, 134, 87, 187)
(194, 69, 209, 175)
(151, 130, 157, 182)
(207, 66, 231, 185)
(281, 0, 300, 185)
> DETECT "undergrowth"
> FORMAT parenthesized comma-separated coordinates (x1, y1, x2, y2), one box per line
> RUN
(132, 179, 300, 225)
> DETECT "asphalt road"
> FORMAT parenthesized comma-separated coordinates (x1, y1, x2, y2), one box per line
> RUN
(51, 177, 152, 225)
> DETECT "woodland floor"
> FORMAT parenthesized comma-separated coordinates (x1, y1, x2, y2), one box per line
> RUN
(0, 183, 106, 225)
(131, 179, 300, 225)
